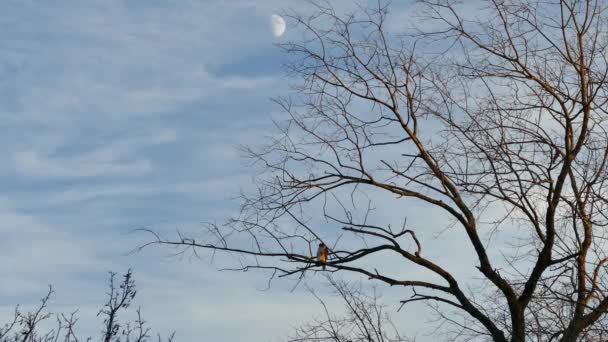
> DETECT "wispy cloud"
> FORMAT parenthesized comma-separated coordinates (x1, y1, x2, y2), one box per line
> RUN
(14, 149, 152, 178)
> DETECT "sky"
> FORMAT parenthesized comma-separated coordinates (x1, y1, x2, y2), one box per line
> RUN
(0, 1, 489, 341)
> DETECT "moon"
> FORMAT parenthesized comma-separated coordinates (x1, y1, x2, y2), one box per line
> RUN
(270, 14, 286, 38)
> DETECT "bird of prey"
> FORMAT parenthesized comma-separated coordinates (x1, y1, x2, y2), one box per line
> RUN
(317, 243, 328, 270)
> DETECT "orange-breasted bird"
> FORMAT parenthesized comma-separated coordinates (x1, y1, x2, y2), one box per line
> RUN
(317, 243, 328, 270)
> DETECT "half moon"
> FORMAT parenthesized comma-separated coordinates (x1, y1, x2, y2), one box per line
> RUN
(270, 14, 286, 37)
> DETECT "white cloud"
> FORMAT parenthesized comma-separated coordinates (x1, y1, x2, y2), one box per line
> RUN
(14, 149, 152, 178)
(0, 203, 103, 296)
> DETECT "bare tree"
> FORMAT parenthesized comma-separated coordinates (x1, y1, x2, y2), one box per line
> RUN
(290, 277, 413, 342)
(141, 0, 608, 340)
(0, 270, 175, 342)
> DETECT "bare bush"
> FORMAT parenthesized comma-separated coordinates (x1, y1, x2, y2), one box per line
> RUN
(290, 277, 413, 342)
(0, 270, 174, 342)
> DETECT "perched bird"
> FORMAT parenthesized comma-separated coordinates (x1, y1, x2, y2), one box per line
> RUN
(317, 243, 328, 270)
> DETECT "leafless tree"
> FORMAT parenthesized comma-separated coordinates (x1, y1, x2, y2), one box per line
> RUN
(0, 270, 175, 342)
(141, 0, 608, 340)
(290, 277, 413, 342)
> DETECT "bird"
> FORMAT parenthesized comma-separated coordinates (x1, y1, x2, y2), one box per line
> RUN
(317, 243, 328, 270)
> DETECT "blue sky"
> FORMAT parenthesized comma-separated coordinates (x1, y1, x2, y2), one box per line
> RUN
(0, 1, 488, 341)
